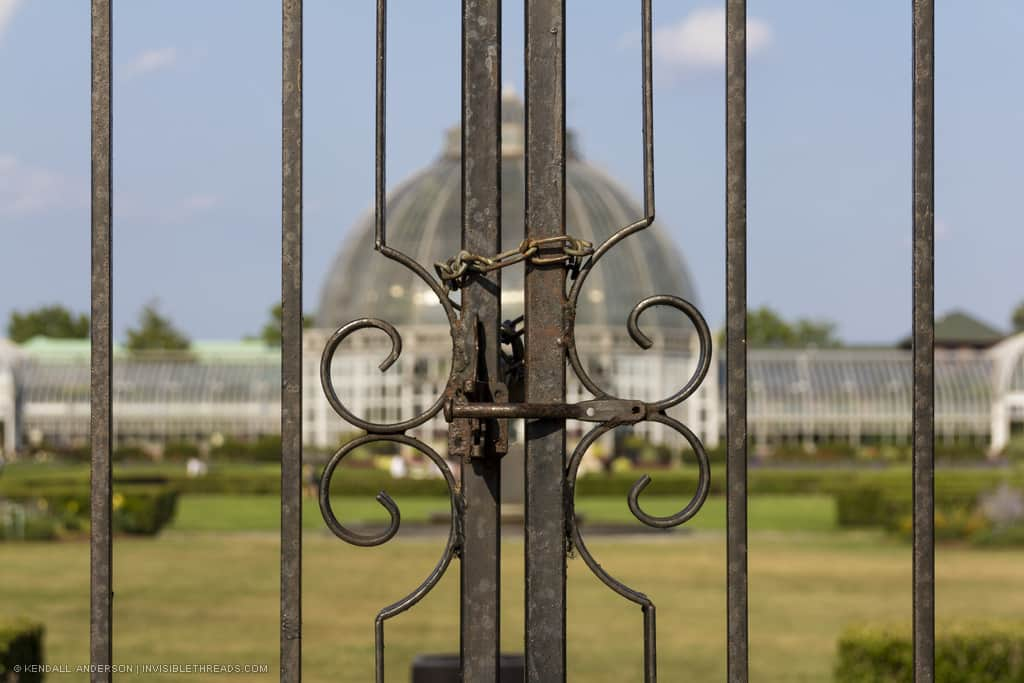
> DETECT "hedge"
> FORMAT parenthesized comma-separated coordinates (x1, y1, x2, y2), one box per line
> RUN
(4, 462, 1024, 501)
(836, 623, 1024, 682)
(0, 619, 44, 682)
(0, 507, 60, 541)
(1, 485, 179, 536)
(210, 436, 283, 463)
(834, 469, 1024, 538)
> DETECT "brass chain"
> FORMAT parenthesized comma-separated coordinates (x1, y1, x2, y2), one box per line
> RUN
(435, 235, 594, 290)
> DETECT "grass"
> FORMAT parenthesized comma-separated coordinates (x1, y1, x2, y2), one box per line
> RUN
(170, 493, 837, 533)
(2, 529, 1023, 681)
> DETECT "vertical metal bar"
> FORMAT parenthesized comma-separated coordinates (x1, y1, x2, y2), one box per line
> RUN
(374, 0, 387, 250)
(460, 0, 502, 680)
(90, 0, 113, 677)
(641, 4, 656, 678)
(725, 0, 749, 681)
(912, 1, 935, 680)
(640, 0, 654, 219)
(280, 1, 303, 681)
(524, 0, 567, 680)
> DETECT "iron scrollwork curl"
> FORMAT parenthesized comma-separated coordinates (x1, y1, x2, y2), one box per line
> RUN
(563, 258, 714, 682)
(567, 413, 711, 682)
(567, 279, 713, 412)
(560, 18, 716, 665)
(316, 2, 474, 680)
(319, 433, 463, 683)
(317, 246, 467, 683)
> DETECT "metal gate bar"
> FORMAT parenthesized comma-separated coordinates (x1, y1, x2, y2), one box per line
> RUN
(81, 2, 942, 680)
(280, 1, 304, 680)
(524, 0, 568, 680)
(724, 0, 749, 681)
(459, 0, 503, 679)
(89, 0, 113, 678)
(912, 1, 936, 680)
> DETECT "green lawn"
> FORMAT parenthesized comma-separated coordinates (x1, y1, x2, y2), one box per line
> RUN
(3, 514, 1024, 681)
(171, 494, 837, 533)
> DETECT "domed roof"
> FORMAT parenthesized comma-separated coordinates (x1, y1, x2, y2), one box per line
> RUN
(319, 91, 698, 332)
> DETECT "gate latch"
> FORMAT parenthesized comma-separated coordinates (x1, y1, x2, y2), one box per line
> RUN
(449, 315, 510, 460)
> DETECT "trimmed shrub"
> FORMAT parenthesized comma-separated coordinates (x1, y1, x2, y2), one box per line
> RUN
(0, 503, 60, 541)
(114, 446, 151, 462)
(210, 435, 282, 463)
(834, 468, 1024, 533)
(0, 485, 178, 536)
(934, 441, 992, 464)
(113, 487, 178, 535)
(836, 623, 1024, 683)
(1004, 438, 1024, 463)
(835, 485, 888, 527)
(770, 440, 858, 463)
(0, 619, 44, 682)
(163, 441, 200, 462)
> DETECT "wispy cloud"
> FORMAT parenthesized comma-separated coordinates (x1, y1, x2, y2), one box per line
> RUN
(123, 47, 178, 79)
(0, 155, 86, 215)
(181, 193, 220, 213)
(0, 0, 22, 43)
(654, 8, 773, 76)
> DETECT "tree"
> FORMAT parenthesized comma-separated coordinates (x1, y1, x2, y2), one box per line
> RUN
(254, 303, 314, 346)
(125, 303, 190, 353)
(7, 305, 90, 343)
(718, 306, 841, 349)
(1013, 300, 1024, 333)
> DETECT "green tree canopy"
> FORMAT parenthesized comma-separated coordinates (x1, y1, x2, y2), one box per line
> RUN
(255, 303, 314, 346)
(7, 305, 90, 343)
(125, 303, 190, 353)
(1013, 300, 1024, 333)
(721, 306, 841, 349)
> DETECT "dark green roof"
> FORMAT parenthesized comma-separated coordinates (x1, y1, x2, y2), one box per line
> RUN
(900, 310, 1005, 348)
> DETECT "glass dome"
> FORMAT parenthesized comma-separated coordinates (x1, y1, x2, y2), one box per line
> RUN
(318, 91, 699, 332)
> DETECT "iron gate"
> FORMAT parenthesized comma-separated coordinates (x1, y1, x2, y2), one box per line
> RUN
(86, 0, 938, 681)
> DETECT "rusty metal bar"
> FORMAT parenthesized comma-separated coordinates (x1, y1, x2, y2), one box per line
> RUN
(459, 0, 503, 680)
(89, 0, 113, 677)
(725, 0, 749, 680)
(280, 1, 303, 680)
(524, 0, 567, 680)
(912, 1, 935, 680)
(449, 399, 645, 423)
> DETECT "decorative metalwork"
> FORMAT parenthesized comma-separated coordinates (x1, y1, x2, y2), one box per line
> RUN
(318, 0, 713, 681)
(76, 0, 941, 679)
(315, 3, 467, 681)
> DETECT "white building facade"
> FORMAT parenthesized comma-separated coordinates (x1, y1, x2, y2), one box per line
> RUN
(2, 94, 1022, 458)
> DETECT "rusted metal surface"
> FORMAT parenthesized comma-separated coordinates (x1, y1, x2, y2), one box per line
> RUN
(524, 0, 569, 679)
(435, 235, 592, 287)
(725, 0, 749, 680)
(280, 1, 303, 680)
(459, 0, 503, 679)
(449, 398, 646, 423)
(90, 1, 113, 677)
(912, 1, 936, 680)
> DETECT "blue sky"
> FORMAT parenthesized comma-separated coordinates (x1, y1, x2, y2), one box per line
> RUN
(1, 1, 1021, 344)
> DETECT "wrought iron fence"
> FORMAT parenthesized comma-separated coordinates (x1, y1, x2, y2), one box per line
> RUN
(86, 0, 937, 681)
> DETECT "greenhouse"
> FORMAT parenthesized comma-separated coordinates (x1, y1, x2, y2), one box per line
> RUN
(2, 91, 1021, 458)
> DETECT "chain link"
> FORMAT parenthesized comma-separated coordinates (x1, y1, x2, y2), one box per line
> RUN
(435, 235, 593, 289)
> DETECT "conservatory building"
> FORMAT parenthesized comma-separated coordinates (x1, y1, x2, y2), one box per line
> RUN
(1, 94, 1023, 458)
